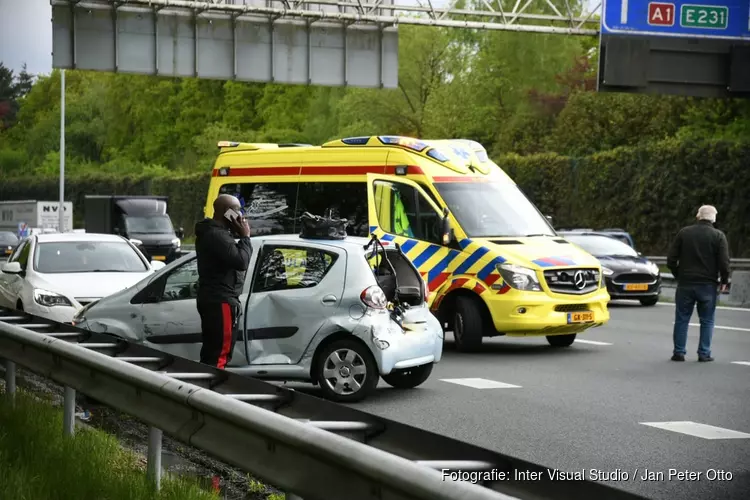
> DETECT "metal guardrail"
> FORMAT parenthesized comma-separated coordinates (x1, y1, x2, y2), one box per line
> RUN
(0, 308, 648, 500)
(647, 256, 750, 271)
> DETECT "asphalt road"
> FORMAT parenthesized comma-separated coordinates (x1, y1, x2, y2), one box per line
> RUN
(301, 300, 750, 500)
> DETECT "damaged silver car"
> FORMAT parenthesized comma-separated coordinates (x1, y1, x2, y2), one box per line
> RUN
(72, 234, 444, 402)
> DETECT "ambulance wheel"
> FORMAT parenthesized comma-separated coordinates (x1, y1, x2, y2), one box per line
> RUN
(315, 339, 379, 403)
(546, 334, 577, 347)
(453, 296, 484, 352)
(382, 363, 433, 389)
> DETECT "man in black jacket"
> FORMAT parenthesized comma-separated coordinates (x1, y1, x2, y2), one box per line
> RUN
(667, 205, 730, 362)
(194, 194, 252, 368)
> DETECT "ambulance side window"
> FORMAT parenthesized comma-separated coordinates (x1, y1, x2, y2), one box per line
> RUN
(296, 182, 369, 237)
(373, 181, 442, 245)
(218, 182, 300, 235)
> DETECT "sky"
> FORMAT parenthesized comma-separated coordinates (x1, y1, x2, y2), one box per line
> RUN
(0, 0, 602, 76)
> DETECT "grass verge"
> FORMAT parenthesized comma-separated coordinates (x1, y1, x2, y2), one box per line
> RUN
(0, 389, 218, 500)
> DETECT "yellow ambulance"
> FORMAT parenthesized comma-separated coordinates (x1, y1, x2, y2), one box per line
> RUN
(203, 135, 610, 351)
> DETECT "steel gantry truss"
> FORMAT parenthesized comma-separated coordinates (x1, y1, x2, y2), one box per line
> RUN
(101, 0, 602, 35)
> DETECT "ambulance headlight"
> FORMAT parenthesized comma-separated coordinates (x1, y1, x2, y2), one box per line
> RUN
(496, 264, 542, 292)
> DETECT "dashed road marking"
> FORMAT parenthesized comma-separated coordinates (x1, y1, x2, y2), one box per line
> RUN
(575, 339, 613, 346)
(640, 421, 750, 439)
(440, 378, 521, 389)
(688, 323, 750, 332)
(657, 302, 750, 313)
(731, 361, 750, 366)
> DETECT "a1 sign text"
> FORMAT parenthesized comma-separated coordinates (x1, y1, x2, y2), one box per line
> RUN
(648, 2, 676, 26)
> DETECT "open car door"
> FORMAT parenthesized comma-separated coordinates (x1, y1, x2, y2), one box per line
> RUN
(365, 173, 454, 309)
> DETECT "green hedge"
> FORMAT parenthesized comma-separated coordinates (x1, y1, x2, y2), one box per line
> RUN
(501, 138, 749, 257)
(2, 138, 747, 257)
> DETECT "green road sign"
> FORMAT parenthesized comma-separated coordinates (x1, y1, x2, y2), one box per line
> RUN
(680, 5, 729, 30)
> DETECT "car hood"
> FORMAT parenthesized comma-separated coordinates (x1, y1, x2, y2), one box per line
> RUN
(472, 237, 601, 269)
(594, 254, 656, 272)
(32, 271, 154, 300)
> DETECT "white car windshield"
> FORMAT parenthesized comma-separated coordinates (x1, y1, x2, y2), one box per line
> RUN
(434, 181, 554, 238)
(33, 241, 148, 273)
(564, 235, 638, 257)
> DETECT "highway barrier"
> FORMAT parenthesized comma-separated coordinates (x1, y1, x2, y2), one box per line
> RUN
(0, 308, 648, 500)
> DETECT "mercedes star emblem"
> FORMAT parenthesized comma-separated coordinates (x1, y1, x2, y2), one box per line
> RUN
(573, 271, 586, 290)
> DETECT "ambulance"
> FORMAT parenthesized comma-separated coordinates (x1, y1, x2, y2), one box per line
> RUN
(203, 136, 610, 351)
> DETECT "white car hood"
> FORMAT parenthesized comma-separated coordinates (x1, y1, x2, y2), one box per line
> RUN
(33, 271, 153, 301)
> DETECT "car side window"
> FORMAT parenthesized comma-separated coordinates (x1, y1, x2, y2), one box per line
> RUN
(218, 182, 299, 236)
(160, 259, 199, 301)
(373, 180, 443, 245)
(252, 246, 338, 293)
(296, 182, 370, 237)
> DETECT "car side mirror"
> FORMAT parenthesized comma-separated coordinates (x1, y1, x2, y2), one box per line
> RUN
(150, 260, 166, 271)
(176, 227, 184, 239)
(1, 262, 22, 274)
(441, 207, 453, 245)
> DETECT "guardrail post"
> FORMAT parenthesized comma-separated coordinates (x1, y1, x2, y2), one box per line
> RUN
(63, 386, 75, 436)
(3, 359, 16, 406)
(147, 426, 162, 491)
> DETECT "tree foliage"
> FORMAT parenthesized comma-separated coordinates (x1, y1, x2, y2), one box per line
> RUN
(0, 19, 748, 254)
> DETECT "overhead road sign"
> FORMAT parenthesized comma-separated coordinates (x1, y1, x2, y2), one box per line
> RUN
(601, 0, 750, 40)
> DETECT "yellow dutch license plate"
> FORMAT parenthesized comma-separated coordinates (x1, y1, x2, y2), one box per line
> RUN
(4, 249, 11, 255)
(153, 255, 166, 261)
(567, 311, 594, 324)
(624, 283, 649, 291)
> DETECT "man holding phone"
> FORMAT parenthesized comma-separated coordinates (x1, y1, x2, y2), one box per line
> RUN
(194, 194, 252, 369)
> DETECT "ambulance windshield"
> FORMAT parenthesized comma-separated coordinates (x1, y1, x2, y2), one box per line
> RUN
(435, 181, 554, 238)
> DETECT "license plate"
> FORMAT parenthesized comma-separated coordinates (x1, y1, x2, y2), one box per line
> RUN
(4, 249, 11, 255)
(624, 283, 649, 291)
(152, 255, 166, 261)
(567, 311, 594, 324)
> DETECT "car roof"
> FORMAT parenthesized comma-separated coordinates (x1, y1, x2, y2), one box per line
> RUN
(33, 232, 130, 243)
(254, 234, 384, 250)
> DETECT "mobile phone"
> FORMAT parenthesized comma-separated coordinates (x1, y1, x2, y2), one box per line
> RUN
(224, 208, 240, 222)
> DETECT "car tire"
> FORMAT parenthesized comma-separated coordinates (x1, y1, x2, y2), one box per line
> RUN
(315, 339, 379, 403)
(453, 295, 484, 352)
(382, 363, 433, 389)
(546, 333, 577, 347)
(640, 297, 659, 306)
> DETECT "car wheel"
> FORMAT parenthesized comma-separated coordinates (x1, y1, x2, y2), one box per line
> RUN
(453, 296, 484, 352)
(640, 297, 658, 306)
(546, 333, 577, 347)
(315, 339, 378, 403)
(382, 363, 434, 389)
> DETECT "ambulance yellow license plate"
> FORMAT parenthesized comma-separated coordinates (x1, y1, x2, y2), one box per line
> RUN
(153, 255, 166, 261)
(567, 311, 594, 324)
(624, 283, 649, 291)
(4, 249, 11, 255)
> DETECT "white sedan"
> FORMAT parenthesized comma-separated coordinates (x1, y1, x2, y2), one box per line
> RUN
(0, 232, 165, 323)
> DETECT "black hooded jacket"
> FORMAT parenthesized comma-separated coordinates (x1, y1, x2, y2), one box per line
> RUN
(194, 218, 252, 306)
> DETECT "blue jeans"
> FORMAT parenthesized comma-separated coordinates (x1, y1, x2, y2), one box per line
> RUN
(673, 283, 718, 357)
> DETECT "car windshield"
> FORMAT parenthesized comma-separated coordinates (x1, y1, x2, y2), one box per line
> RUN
(0, 232, 18, 245)
(434, 181, 555, 238)
(34, 241, 148, 273)
(124, 215, 174, 234)
(563, 235, 638, 257)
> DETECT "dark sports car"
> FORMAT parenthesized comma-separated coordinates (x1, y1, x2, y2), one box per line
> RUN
(558, 232, 661, 306)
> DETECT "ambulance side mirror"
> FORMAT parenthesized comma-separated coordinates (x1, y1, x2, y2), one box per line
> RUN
(441, 207, 453, 245)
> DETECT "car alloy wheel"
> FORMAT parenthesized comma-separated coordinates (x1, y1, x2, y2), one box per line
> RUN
(322, 348, 368, 396)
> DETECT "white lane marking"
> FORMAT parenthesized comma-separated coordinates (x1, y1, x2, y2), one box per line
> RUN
(657, 302, 750, 313)
(640, 421, 750, 439)
(731, 361, 750, 366)
(688, 323, 750, 332)
(440, 378, 521, 389)
(575, 339, 613, 346)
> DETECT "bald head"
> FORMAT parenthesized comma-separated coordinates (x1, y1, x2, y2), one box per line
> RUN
(213, 194, 241, 222)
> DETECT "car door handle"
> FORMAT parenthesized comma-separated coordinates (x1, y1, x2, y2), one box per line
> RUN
(321, 295, 337, 305)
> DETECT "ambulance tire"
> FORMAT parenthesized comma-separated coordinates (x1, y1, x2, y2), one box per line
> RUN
(453, 296, 484, 352)
(546, 334, 577, 347)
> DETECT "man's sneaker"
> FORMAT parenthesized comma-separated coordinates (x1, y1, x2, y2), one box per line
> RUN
(698, 356, 714, 362)
(671, 354, 685, 361)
